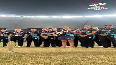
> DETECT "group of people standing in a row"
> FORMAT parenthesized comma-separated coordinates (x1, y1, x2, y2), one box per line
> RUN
(0, 25, 116, 48)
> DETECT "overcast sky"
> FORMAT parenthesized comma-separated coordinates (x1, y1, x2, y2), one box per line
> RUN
(0, 0, 115, 15)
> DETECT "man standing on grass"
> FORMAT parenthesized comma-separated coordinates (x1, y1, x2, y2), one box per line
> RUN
(0, 28, 11, 47)
(79, 25, 97, 48)
(99, 25, 111, 48)
(26, 28, 40, 47)
(107, 25, 116, 48)
(10, 29, 27, 47)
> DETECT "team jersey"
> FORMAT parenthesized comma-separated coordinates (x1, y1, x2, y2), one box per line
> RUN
(27, 31, 40, 39)
(62, 30, 74, 36)
(109, 28, 116, 34)
(0, 31, 10, 37)
(80, 28, 96, 35)
(99, 28, 111, 34)
(12, 31, 25, 37)
(75, 30, 80, 36)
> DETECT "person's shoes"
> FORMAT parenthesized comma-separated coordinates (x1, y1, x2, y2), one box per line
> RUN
(3, 46, 7, 47)
(70, 46, 74, 48)
(61, 46, 66, 48)
(66, 46, 70, 48)
(112, 47, 116, 48)
(103, 47, 108, 48)
(26, 46, 30, 47)
(88, 47, 92, 48)
(82, 47, 86, 48)
(99, 46, 103, 47)
(18, 46, 21, 47)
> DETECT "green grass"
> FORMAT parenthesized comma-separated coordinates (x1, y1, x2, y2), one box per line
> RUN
(0, 42, 116, 65)
(0, 42, 99, 47)
(0, 42, 33, 47)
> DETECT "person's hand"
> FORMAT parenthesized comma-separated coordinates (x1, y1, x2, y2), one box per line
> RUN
(80, 35, 87, 37)
(8, 37, 10, 39)
(100, 34, 108, 36)
(74, 33, 77, 35)
(22, 37, 25, 38)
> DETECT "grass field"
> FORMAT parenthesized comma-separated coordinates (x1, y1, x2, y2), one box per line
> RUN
(0, 42, 116, 65)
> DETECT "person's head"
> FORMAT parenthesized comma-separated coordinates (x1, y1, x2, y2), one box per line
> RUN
(30, 29, 37, 32)
(43, 28, 49, 31)
(88, 25, 92, 28)
(92, 27, 99, 31)
(105, 25, 109, 28)
(42, 28, 46, 31)
(15, 29, 22, 32)
(1, 29, 6, 32)
(52, 28, 57, 31)
(75, 28, 80, 31)
(109, 25, 114, 29)
(84, 25, 89, 29)
(63, 26, 70, 30)
(48, 29, 53, 31)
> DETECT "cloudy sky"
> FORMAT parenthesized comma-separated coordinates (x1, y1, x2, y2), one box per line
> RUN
(0, 0, 115, 16)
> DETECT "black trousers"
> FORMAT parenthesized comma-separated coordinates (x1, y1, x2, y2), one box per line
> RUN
(11, 36, 24, 46)
(79, 37, 87, 47)
(26, 37, 40, 47)
(43, 36, 56, 47)
(74, 36, 79, 47)
(38, 36, 42, 46)
(79, 35, 94, 48)
(99, 36, 111, 48)
(94, 34, 102, 46)
(107, 39, 111, 47)
(0, 36, 8, 47)
(55, 37, 62, 47)
(108, 35, 116, 47)
(43, 38, 50, 47)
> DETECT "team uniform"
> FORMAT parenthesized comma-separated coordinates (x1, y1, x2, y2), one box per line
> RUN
(79, 28, 96, 48)
(55, 30, 62, 47)
(99, 28, 111, 48)
(93, 31, 102, 46)
(74, 30, 80, 47)
(10, 31, 25, 47)
(0, 31, 10, 47)
(48, 31, 56, 47)
(58, 30, 74, 40)
(41, 31, 56, 47)
(107, 28, 116, 48)
(26, 31, 40, 47)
